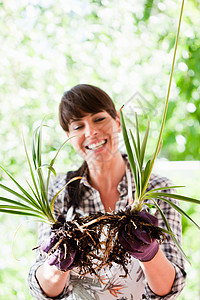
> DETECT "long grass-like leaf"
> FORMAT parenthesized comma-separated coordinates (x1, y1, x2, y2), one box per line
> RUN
(0, 197, 36, 208)
(129, 130, 140, 170)
(32, 123, 48, 169)
(50, 176, 82, 216)
(0, 176, 41, 210)
(120, 109, 138, 196)
(38, 164, 56, 177)
(129, 130, 141, 196)
(37, 167, 47, 202)
(0, 208, 46, 218)
(32, 127, 38, 170)
(150, 198, 190, 263)
(145, 186, 184, 193)
(141, 159, 151, 190)
(146, 192, 200, 205)
(0, 197, 48, 219)
(37, 167, 54, 222)
(140, 117, 150, 169)
(0, 204, 45, 215)
(139, 0, 185, 197)
(26, 180, 41, 203)
(37, 121, 43, 168)
(149, 196, 200, 230)
(0, 166, 34, 201)
(46, 136, 76, 195)
(23, 134, 43, 205)
(0, 117, 75, 225)
(135, 113, 140, 157)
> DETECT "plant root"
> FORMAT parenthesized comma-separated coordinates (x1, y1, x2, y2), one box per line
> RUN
(38, 208, 166, 278)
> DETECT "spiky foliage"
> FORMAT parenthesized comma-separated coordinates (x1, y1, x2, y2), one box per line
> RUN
(0, 118, 80, 225)
(45, 0, 200, 271)
(119, 0, 200, 261)
(0, 0, 199, 277)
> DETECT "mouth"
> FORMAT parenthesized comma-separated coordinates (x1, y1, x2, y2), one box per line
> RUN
(85, 139, 107, 150)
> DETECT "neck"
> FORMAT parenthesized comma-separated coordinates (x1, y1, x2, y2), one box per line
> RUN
(87, 152, 126, 192)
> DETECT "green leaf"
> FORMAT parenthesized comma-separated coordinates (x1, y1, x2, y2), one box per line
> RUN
(135, 113, 141, 157)
(24, 132, 55, 222)
(26, 180, 41, 203)
(31, 122, 48, 169)
(143, 0, 154, 22)
(46, 135, 76, 195)
(129, 129, 140, 170)
(151, 198, 190, 263)
(23, 134, 43, 205)
(0, 172, 41, 210)
(147, 192, 200, 205)
(37, 166, 53, 219)
(37, 121, 43, 168)
(120, 109, 138, 196)
(32, 126, 38, 170)
(151, 196, 200, 230)
(140, 117, 150, 169)
(141, 159, 152, 191)
(50, 176, 82, 215)
(0, 204, 44, 215)
(38, 164, 57, 177)
(129, 129, 141, 196)
(145, 186, 185, 193)
(144, 203, 155, 210)
(0, 208, 46, 218)
(0, 196, 35, 208)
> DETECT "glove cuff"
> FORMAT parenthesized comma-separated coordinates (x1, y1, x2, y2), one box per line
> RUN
(139, 242, 159, 262)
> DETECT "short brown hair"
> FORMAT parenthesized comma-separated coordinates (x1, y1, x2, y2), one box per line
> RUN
(59, 84, 117, 131)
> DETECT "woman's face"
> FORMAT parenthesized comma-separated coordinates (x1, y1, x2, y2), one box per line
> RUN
(67, 111, 121, 165)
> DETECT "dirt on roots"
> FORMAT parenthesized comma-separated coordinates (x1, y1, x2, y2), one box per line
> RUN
(37, 208, 166, 279)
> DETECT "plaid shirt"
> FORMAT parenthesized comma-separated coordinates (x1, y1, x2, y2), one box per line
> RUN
(28, 155, 186, 300)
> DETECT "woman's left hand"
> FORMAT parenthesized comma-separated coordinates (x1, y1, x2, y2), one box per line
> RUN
(118, 210, 159, 262)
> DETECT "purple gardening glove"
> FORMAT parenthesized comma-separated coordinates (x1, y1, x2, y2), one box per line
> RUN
(118, 210, 159, 262)
(41, 233, 76, 271)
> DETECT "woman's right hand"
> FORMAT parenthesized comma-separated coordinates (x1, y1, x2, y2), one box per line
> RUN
(41, 233, 76, 271)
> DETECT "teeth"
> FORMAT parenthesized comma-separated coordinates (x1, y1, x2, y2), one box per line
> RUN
(87, 140, 106, 150)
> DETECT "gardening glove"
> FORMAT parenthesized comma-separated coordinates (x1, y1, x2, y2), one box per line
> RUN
(41, 233, 76, 271)
(118, 210, 159, 262)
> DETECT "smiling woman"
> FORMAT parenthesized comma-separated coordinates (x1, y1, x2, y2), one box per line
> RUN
(60, 84, 122, 166)
(28, 84, 186, 300)
(67, 111, 121, 163)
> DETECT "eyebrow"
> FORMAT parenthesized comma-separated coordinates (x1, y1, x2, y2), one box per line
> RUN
(70, 118, 82, 124)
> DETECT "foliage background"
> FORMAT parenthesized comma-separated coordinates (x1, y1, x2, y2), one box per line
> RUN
(0, 0, 200, 299)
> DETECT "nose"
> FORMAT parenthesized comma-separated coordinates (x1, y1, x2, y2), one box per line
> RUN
(84, 123, 97, 138)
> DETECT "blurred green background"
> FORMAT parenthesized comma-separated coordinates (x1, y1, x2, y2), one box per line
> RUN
(0, 0, 200, 299)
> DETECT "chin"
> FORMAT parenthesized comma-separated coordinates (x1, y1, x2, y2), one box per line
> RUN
(89, 153, 115, 165)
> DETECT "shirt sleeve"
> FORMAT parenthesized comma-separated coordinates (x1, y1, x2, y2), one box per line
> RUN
(143, 175, 187, 299)
(27, 174, 74, 299)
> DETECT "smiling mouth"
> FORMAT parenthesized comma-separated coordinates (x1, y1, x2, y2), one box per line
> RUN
(85, 139, 107, 150)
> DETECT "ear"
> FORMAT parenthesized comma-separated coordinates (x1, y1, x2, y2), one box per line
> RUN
(66, 131, 70, 138)
(116, 111, 121, 133)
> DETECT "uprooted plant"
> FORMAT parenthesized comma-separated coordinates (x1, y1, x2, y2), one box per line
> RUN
(0, 0, 200, 280)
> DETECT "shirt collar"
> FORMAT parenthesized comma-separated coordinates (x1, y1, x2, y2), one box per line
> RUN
(80, 153, 135, 192)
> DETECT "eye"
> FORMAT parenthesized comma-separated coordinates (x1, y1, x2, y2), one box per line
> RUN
(73, 124, 84, 131)
(95, 117, 105, 122)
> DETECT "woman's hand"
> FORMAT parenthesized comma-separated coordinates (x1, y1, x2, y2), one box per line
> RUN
(118, 210, 159, 262)
(41, 233, 76, 271)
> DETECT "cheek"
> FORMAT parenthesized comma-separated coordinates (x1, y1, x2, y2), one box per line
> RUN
(71, 137, 84, 151)
(109, 124, 120, 138)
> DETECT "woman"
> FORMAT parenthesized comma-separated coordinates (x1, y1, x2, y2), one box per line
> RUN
(28, 84, 186, 299)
